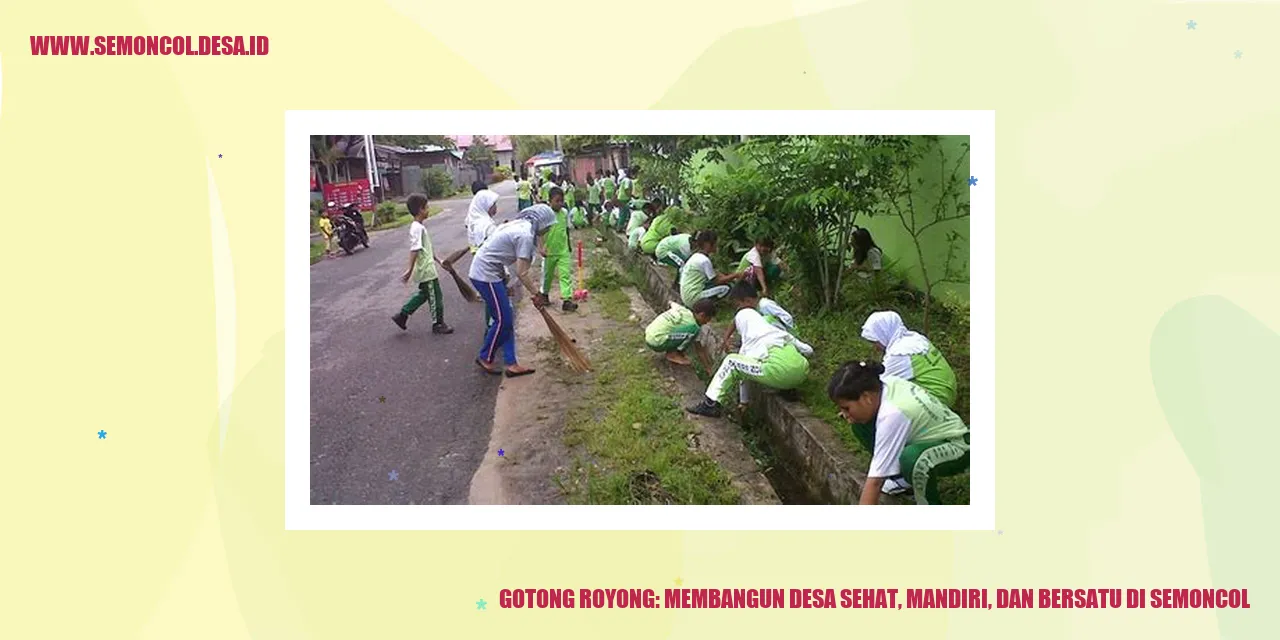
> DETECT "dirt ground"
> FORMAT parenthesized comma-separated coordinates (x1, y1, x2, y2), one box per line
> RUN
(467, 232, 779, 505)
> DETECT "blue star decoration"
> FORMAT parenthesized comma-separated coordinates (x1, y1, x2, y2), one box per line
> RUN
(218, 154, 223, 158)
(1234, 50, 1243, 59)
(476, 599, 487, 610)
(98, 430, 107, 439)
(968, 176, 978, 187)
(498, 448, 505, 457)
(389, 470, 398, 481)
(1186, 20, 1196, 31)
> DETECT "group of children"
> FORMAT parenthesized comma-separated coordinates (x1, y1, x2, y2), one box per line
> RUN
(627, 206, 967, 505)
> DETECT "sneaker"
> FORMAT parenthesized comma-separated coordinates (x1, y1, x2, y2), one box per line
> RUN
(562, 300, 579, 312)
(882, 476, 911, 495)
(685, 398, 723, 417)
(391, 313, 408, 330)
(432, 322, 454, 335)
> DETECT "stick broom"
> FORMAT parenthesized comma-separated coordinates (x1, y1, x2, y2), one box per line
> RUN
(537, 307, 592, 372)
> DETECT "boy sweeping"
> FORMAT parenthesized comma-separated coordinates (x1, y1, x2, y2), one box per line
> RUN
(392, 193, 454, 334)
(539, 187, 579, 312)
(645, 299, 717, 366)
(686, 281, 812, 417)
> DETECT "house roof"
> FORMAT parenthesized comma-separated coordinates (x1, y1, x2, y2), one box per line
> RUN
(370, 143, 450, 156)
(449, 135, 513, 152)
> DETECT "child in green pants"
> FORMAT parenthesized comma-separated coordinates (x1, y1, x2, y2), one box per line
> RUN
(827, 361, 970, 505)
(686, 284, 812, 417)
(538, 187, 578, 312)
(644, 299, 716, 365)
(392, 193, 453, 334)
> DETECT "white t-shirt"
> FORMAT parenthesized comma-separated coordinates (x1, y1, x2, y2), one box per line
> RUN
(757, 298, 794, 331)
(868, 398, 912, 478)
(467, 216, 497, 249)
(857, 247, 883, 279)
(734, 308, 792, 360)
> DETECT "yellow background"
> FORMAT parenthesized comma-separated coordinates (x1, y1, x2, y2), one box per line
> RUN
(1, 1, 1275, 638)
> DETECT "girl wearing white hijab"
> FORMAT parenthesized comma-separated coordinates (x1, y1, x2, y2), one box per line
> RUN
(860, 311, 957, 408)
(441, 189, 503, 327)
(854, 310, 960, 497)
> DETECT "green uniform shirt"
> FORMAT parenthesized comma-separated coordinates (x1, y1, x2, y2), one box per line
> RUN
(408, 220, 438, 284)
(905, 347, 959, 408)
(640, 213, 674, 254)
(602, 178, 616, 199)
(655, 233, 692, 261)
(564, 186, 576, 207)
(883, 376, 969, 445)
(539, 181, 552, 202)
(588, 183, 601, 204)
(644, 303, 697, 347)
(617, 177, 631, 200)
(679, 252, 715, 307)
(626, 209, 649, 234)
(544, 207, 571, 255)
(517, 180, 532, 199)
(570, 206, 587, 227)
(631, 178, 643, 199)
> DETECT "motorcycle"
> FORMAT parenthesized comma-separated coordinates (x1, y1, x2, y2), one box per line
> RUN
(341, 204, 370, 248)
(333, 214, 362, 255)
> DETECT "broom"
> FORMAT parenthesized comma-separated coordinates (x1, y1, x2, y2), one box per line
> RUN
(537, 307, 592, 372)
(436, 258, 481, 303)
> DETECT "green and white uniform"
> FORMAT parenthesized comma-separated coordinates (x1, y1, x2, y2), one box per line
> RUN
(627, 225, 646, 250)
(738, 247, 783, 287)
(570, 206, 587, 228)
(704, 308, 811, 405)
(538, 179, 552, 202)
(602, 176, 616, 202)
(625, 205, 648, 235)
(540, 206, 574, 300)
(645, 302, 701, 352)
(679, 252, 730, 308)
(861, 311, 958, 407)
(655, 233, 692, 269)
(564, 183, 576, 208)
(867, 376, 970, 505)
(640, 211, 675, 254)
(399, 220, 444, 324)
(587, 182, 601, 205)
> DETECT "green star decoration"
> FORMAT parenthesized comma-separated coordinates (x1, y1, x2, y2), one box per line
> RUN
(476, 599, 487, 610)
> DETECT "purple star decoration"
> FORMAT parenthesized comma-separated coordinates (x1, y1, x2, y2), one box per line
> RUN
(498, 449, 505, 457)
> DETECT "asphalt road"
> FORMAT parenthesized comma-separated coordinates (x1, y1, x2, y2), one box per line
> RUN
(310, 180, 521, 504)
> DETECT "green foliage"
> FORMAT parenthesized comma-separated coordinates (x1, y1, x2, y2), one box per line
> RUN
(372, 201, 398, 227)
(463, 135, 496, 171)
(562, 135, 611, 155)
(559, 329, 740, 505)
(513, 135, 555, 164)
(373, 135, 455, 149)
(420, 166, 453, 199)
(625, 135, 737, 200)
(692, 136, 902, 312)
(491, 165, 513, 182)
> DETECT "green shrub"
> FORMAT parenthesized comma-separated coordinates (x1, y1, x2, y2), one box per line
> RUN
(373, 201, 400, 227)
(492, 165, 513, 182)
(421, 166, 453, 199)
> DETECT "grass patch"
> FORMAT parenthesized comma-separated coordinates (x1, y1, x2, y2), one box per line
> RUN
(557, 330, 740, 505)
(310, 241, 326, 264)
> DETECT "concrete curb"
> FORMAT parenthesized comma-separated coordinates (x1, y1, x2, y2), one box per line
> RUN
(600, 229, 891, 505)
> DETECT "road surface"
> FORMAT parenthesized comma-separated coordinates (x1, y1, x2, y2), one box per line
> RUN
(310, 180, 522, 504)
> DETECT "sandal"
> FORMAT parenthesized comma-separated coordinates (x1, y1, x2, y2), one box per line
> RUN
(475, 358, 502, 375)
(504, 366, 536, 378)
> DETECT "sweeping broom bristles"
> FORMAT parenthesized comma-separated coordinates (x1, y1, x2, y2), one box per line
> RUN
(438, 261, 481, 303)
(537, 307, 592, 372)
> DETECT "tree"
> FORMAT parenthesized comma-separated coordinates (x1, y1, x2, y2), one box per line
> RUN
(374, 135, 455, 149)
(310, 135, 343, 185)
(513, 135, 555, 165)
(463, 135, 496, 175)
(692, 136, 897, 312)
(881, 136, 971, 331)
(625, 135, 738, 202)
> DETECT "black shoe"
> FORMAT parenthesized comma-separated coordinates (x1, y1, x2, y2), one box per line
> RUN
(392, 313, 408, 330)
(432, 322, 454, 335)
(778, 388, 800, 402)
(685, 398, 723, 417)
(562, 300, 579, 312)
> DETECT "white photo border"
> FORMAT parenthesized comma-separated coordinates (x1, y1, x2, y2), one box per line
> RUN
(286, 110, 995, 530)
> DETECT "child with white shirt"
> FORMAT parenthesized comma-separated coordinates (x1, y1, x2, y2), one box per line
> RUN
(686, 282, 812, 418)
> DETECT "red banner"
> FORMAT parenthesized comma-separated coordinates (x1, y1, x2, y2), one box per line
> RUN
(322, 179, 373, 212)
